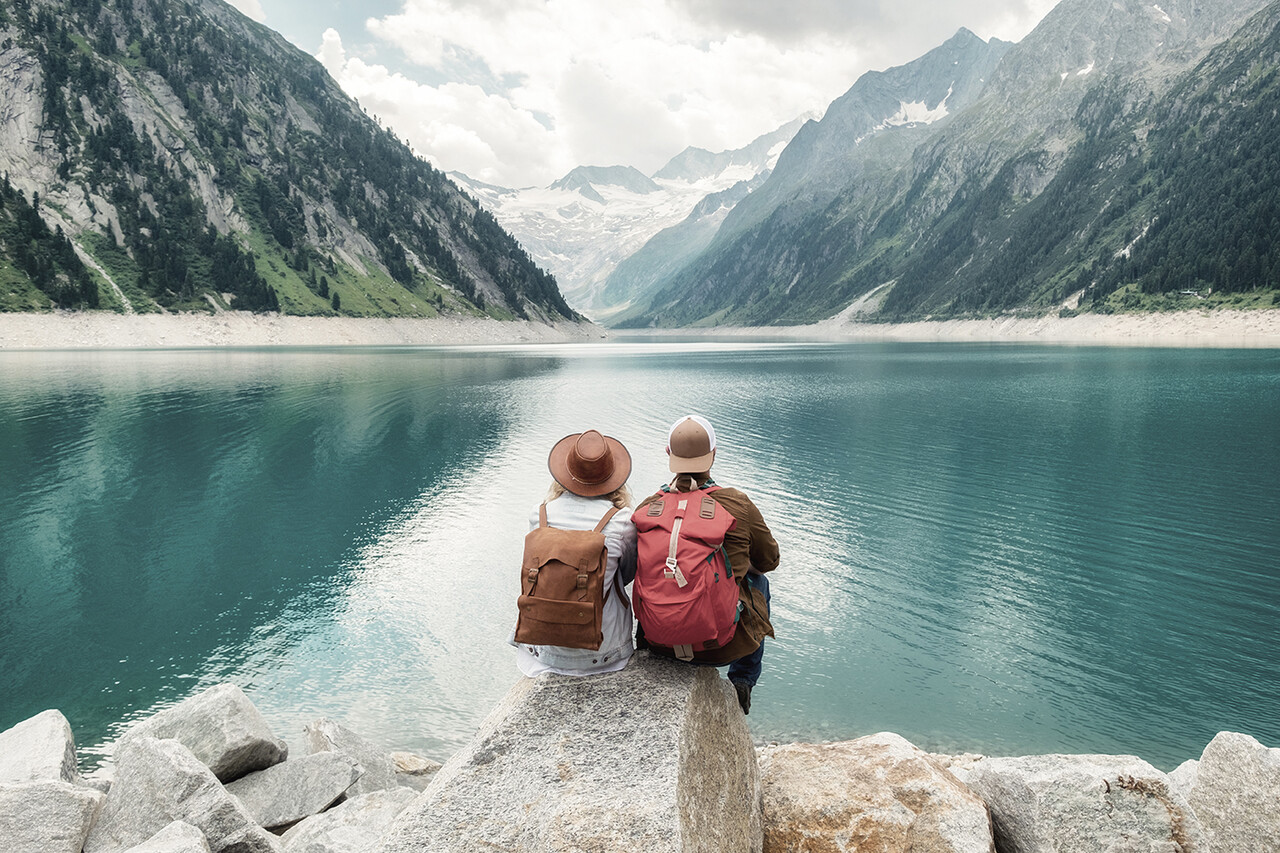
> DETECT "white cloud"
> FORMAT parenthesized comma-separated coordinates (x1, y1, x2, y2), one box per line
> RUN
(315, 0, 1057, 188)
(319, 0, 865, 187)
(224, 0, 266, 24)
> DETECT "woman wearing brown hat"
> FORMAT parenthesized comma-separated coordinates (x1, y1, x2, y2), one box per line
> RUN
(511, 429, 638, 677)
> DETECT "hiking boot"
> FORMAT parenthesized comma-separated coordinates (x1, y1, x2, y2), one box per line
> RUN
(732, 681, 752, 715)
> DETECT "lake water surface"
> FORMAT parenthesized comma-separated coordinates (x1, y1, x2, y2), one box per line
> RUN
(1, 341, 1277, 769)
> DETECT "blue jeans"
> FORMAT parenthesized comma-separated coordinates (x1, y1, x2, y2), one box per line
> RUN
(728, 572, 770, 688)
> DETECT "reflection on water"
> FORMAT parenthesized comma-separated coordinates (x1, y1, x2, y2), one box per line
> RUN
(1, 343, 1278, 769)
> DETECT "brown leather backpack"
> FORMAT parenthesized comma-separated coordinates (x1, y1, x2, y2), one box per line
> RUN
(514, 503, 619, 650)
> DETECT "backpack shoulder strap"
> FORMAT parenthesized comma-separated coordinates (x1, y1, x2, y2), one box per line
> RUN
(592, 506, 621, 533)
(538, 502, 548, 528)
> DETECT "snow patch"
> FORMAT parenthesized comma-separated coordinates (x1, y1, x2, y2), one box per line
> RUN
(859, 85, 954, 142)
(1077, 62, 1095, 76)
(1152, 4, 1172, 23)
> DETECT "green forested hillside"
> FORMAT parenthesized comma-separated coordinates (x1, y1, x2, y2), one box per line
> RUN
(0, 176, 98, 310)
(0, 0, 575, 320)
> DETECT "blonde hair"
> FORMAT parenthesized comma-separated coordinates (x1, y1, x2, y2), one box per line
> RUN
(547, 480, 633, 509)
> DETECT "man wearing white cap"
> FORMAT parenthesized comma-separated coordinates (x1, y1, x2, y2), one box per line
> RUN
(635, 414, 779, 714)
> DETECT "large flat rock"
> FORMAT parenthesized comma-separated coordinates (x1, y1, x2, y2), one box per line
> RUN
(1187, 731, 1280, 851)
(280, 789, 416, 853)
(0, 709, 80, 783)
(379, 651, 761, 852)
(0, 780, 104, 853)
(954, 753, 1202, 853)
(84, 736, 280, 853)
(118, 684, 287, 783)
(305, 718, 397, 796)
(225, 751, 363, 830)
(759, 734, 994, 852)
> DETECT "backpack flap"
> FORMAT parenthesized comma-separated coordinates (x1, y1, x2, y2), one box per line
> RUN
(515, 524, 610, 651)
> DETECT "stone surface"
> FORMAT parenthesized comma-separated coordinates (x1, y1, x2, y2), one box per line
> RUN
(1166, 758, 1198, 804)
(305, 718, 397, 796)
(0, 780, 104, 853)
(225, 751, 363, 830)
(389, 752, 442, 791)
(118, 683, 287, 783)
(378, 651, 761, 852)
(759, 734, 995, 853)
(1187, 731, 1280, 852)
(84, 736, 281, 853)
(955, 753, 1203, 853)
(122, 821, 212, 853)
(280, 789, 416, 853)
(0, 708, 80, 783)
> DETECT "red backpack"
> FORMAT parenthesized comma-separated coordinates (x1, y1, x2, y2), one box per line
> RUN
(632, 485, 738, 660)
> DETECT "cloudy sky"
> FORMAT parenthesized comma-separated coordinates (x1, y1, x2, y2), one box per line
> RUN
(226, 0, 1059, 188)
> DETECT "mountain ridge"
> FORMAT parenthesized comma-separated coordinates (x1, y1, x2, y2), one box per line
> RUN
(615, 0, 1278, 327)
(0, 0, 576, 322)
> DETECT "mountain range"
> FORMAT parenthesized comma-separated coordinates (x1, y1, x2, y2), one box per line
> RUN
(450, 118, 806, 318)
(0, 0, 575, 321)
(610, 0, 1280, 326)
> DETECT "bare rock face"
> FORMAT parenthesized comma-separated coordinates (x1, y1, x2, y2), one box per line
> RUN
(84, 737, 280, 853)
(225, 751, 363, 830)
(1187, 731, 1280, 851)
(954, 753, 1203, 853)
(378, 651, 761, 852)
(0, 780, 104, 853)
(305, 718, 398, 796)
(122, 821, 212, 853)
(759, 733, 995, 853)
(117, 684, 287, 783)
(0, 709, 80, 783)
(280, 788, 417, 853)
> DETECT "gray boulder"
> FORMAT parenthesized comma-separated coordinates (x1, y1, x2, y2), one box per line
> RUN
(759, 734, 995, 852)
(122, 821, 212, 853)
(280, 789, 416, 853)
(955, 753, 1203, 852)
(1187, 731, 1280, 851)
(305, 718, 397, 796)
(378, 651, 761, 852)
(389, 752, 442, 792)
(84, 736, 281, 853)
(225, 751, 363, 830)
(0, 780, 104, 853)
(118, 684, 287, 782)
(0, 709, 79, 783)
(1166, 758, 1198, 804)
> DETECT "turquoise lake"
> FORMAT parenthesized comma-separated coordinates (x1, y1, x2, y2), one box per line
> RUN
(1, 341, 1277, 770)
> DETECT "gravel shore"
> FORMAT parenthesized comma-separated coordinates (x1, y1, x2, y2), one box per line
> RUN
(0, 312, 605, 349)
(1, 308, 1278, 349)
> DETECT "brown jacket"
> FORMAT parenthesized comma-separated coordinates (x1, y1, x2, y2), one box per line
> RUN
(636, 481, 779, 664)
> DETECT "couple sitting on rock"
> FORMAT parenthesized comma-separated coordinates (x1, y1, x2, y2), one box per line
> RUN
(510, 415, 779, 715)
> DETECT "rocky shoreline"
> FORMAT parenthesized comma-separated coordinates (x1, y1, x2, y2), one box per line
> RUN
(2, 659, 1277, 852)
(2, 307, 1280, 349)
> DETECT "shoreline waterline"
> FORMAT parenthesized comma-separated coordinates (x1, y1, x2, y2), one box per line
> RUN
(1, 307, 1279, 349)
(0, 311, 605, 350)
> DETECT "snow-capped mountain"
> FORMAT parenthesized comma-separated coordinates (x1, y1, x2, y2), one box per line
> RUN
(449, 118, 807, 316)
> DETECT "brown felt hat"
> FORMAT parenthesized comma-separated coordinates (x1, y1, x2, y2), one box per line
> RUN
(548, 430, 632, 497)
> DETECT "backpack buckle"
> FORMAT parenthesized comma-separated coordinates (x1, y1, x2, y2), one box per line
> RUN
(664, 557, 689, 588)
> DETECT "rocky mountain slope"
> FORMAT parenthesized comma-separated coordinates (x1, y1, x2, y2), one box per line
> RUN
(0, 0, 575, 321)
(616, 0, 1278, 327)
(451, 119, 805, 318)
